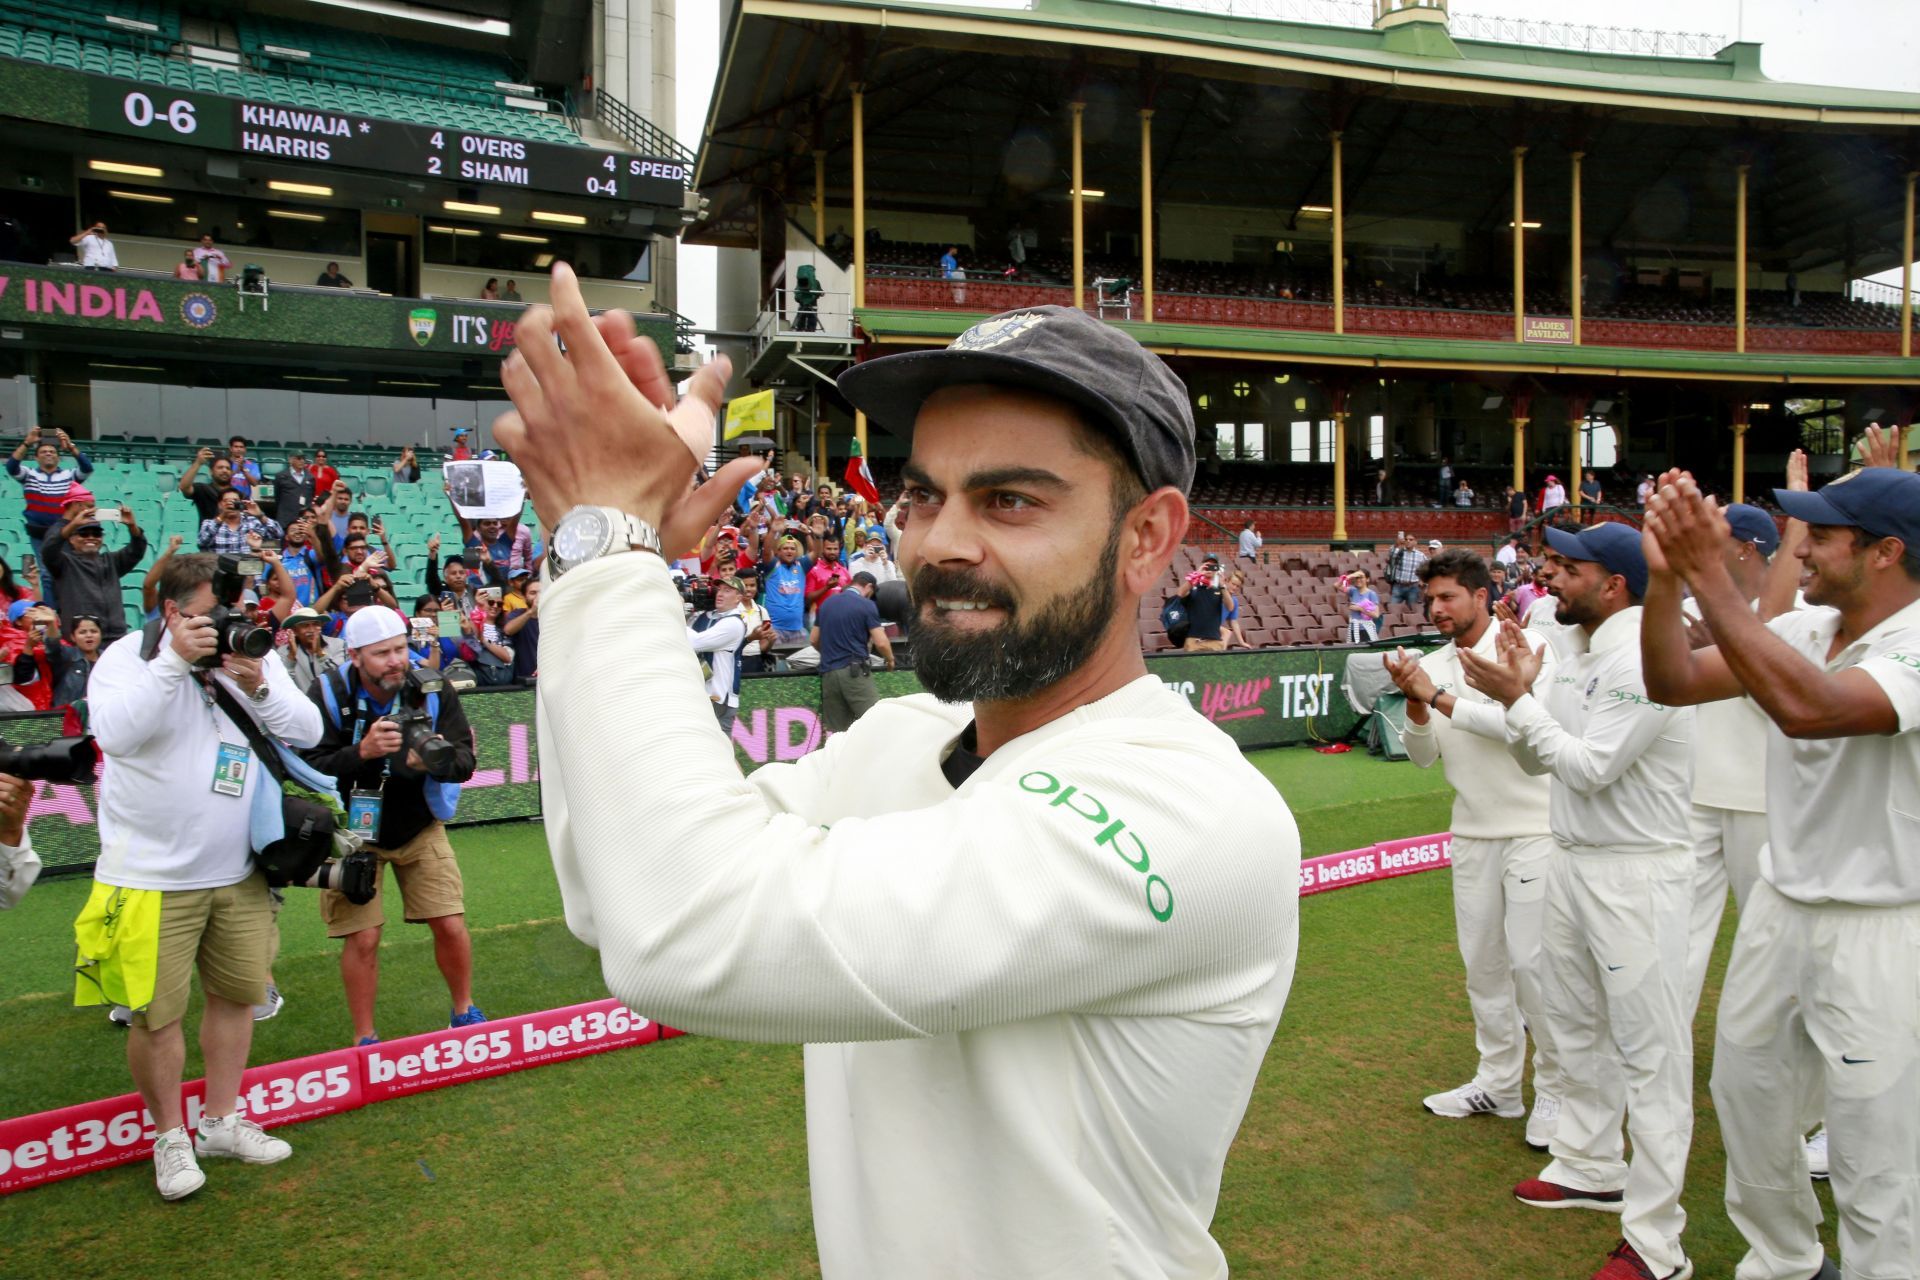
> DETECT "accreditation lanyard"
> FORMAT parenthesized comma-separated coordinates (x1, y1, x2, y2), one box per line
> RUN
(347, 688, 395, 835)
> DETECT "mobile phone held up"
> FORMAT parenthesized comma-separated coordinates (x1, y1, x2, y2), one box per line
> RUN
(95, 505, 123, 523)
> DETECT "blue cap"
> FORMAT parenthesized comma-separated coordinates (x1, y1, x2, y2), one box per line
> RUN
(5, 600, 33, 624)
(1774, 469, 1920, 552)
(1543, 522, 1649, 599)
(1724, 504, 1781, 556)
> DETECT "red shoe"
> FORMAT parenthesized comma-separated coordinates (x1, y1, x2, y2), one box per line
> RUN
(1590, 1238, 1692, 1280)
(1513, 1177, 1624, 1212)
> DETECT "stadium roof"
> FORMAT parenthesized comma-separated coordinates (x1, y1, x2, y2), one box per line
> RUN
(694, 0, 1920, 274)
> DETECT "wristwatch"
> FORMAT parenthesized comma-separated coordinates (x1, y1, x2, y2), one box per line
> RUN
(548, 505, 662, 581)
(247, 682, 271, 704)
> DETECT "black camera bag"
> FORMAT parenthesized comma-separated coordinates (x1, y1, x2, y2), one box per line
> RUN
(207, 683, 338, 888)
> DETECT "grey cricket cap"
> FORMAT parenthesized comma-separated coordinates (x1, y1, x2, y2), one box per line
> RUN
(836, 305, 1196, 495)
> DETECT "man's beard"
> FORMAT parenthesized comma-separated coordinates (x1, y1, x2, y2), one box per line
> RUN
(1553, 584, 1598, 628)
(908, 526, 1122, 704)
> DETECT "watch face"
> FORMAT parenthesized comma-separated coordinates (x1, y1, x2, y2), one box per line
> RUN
(554, 510, 610, 565)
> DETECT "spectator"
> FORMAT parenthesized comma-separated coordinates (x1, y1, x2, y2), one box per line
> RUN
(1337, 569, 1381, 643)
(172, 249, 199, 281)
(503, 580, 540, 683)
(308, 449, 339, 503)
(1238, 518, 1263, 562)
(469, 590, 515, 685)
(334, 534, 395, 602)
(198, 491, 282, 556)
(938, 246, 960, 279)
(1223, 571, 1252, 649)
(274, 515, 327, 607)
(43, 500, 145, 643)
(280, 606, 343, 693)
(1578, 472, 1603, 515)
(0, 554, 38, 608)
(225, 437, 262, 491)
(1636, 474, 1655, 507)
(8, 426, 93, 604)
(502, 566, 532, 612)
(315, 262, 352, 288)
(1454, 479, 1476, 508)
(49, 612, 104, 710)
(1178, 559, 1228, 651)
(1538, 473, 1567, 512)
(1507, 561, 1544, 619)
(448, 429, 474, 463)
(1373, 466, 1390, 506)
(1506, 484, 1528, 535)
(501, 279, 522, 302)
(687, 575, 753, 732)
(480, 277, 500, 301)
(1488, 564, 1510, 608)
(392, 445, 421, 485)
(805, 535, 851, 619)
(298, 606, 482, 1045)
(1386, 532, 1428, 607)
(69, 221, 117, 271)
(810, 571, 894, 731)
(761, 535, 809, 648)
(426, 541, 480, 615)
(191, 232, 231, 283)
(178, 448, 235, 521)
(1438, 455, 1454, 495)
(847, 530, 899, 586)
(465, 516, 531, 586)
(1495, 534, 1521, 568)
(270, 451, 315, 526)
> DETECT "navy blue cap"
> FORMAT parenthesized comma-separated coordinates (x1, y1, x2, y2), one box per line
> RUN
(1544, 522, 1649, 599)
(1774, 469, 1920, 552)
(1724, 504, 1781, 557)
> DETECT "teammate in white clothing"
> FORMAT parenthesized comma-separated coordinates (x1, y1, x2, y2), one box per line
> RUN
(495, 278, 1299, 1280)
(1642, 461, 1920, 1280)
(1386, 548, 1564, 1148)
(1677, 504, 1784, 1022)
(1462, 523, 1696, 1280)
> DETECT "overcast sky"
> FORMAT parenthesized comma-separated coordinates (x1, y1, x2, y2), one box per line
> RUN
(672, 0, 1920, 331)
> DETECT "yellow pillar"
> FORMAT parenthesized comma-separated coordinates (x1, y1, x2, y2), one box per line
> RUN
(852, 87, 866, 310)
(1733, 420, 1749, 504)
(814, 417, 825, 480)
(1903, 171, 1916, 359)
(1569, 416, 1583, 511)
(1071, 101, 1085, 310)
(1331, 130, 1345, 336)
(1512, 416, 1528, 494)
(1331, 411, 1349, 542)
(856, 409, 868, 457)
(1140, 108, 1155, 323)
(1570, 151, 1584, 346)
(813, 149, 826, 245)
(1512, 146, 1527, 343)
(1735, 163, 1749, 354)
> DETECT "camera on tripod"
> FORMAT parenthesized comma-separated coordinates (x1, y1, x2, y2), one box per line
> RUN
(381, 665, 472, 777)
(199, 554, 274, 670)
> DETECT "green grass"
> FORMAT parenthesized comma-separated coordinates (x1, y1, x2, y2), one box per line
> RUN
(0, 749, 1832, 1278)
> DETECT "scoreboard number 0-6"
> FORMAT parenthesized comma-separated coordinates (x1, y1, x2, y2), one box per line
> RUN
(122, 91, 197, 135)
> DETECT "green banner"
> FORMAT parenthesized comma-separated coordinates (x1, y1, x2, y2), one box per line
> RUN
(0, 264, 670, 358)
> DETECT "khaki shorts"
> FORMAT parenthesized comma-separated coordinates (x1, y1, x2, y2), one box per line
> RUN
(1183, 636, 1228, 652)
(137, 869, 272, 1031)
(320, 821, 465, 938)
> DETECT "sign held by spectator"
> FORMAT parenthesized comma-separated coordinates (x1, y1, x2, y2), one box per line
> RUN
(444, 460, 526, 520)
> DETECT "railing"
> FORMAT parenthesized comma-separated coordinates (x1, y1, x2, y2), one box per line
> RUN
(648, 299, 700, 355)
(1851, 278, 1920, 308)
(752, 288, 855, 368)
(587, 86, 695, 174)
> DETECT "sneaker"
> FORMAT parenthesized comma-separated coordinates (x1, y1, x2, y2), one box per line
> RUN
(194, 1113, 291, 1165)
(1590, 1238, 1691, 1280)
(1514, 1177, 1625, 1212)
(152, 1126, 206, 1201)
(450, 1004, 488, 1029)
(1526, 1092, 1563, 1151)
(1422, 1082, 1524, 1119)
(107, 1005, 133, 1028)
(355, 1034, 381, 1047)
(252, 985, 284, 1022)
(1805, 1128, 1829, 1180)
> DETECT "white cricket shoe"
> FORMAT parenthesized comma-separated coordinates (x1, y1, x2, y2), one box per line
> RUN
(1525, 1091, 1562, 1151)
(1805, 1128, 1829, 1180)
(1422, 1082, 1524, 1119)
(152, 1126, 205, 1201)
(194, 1114, 291, 1165)
(252, 985, 284, 1022)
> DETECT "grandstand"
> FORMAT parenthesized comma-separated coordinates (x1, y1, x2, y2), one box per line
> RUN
(695, 0, 1920, 548)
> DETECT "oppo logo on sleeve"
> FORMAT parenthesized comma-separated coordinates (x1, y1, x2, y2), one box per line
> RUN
(1017, 771, 1175, 922)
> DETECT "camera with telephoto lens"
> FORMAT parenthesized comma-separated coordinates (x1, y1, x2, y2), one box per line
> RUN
(381, 665, 471, 778)
(0, 735, 97, 784)
(198, 554, 273, 670)
(303, 829, 379, 904)
(679, 576, 717, 613)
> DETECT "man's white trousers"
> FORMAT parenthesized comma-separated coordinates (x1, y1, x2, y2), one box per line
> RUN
(1683, 802, 1768, 1022)
(1449, 834, 1563, 1103)
(1537, 845, 1695, 1277)
(1712, 880, 1920, 1280)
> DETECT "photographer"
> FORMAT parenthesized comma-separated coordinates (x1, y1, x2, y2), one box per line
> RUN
(687, 575, 757, 733)
(80, 553, 322, 1199)
(298, 607, 483, 1044)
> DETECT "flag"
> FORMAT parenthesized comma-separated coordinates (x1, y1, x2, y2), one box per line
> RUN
(844, 437, 881, 505)
(722, 388, 774, 442)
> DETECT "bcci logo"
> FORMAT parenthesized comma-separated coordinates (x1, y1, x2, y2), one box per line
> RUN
(180, 294, 217, 329)
(408, 308, 438, 346)
(952, 311, 1045, 351)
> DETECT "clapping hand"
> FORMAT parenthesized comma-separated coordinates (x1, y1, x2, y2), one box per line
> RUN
(165, 534, 184, 554)
(1785, 448, 1809, 494)
(1383, 646, 1438, 703)
(1643, 470, 1731, 585)
(1860, 423, 1905, 471)
(1458, 619, 1540, 707)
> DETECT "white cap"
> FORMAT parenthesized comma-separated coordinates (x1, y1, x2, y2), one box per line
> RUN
(342, 605, 408, 651)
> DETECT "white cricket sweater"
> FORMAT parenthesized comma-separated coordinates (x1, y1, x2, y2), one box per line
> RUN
(537, 552, 1300, 1280)
(1401, 623, 1554, 839)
